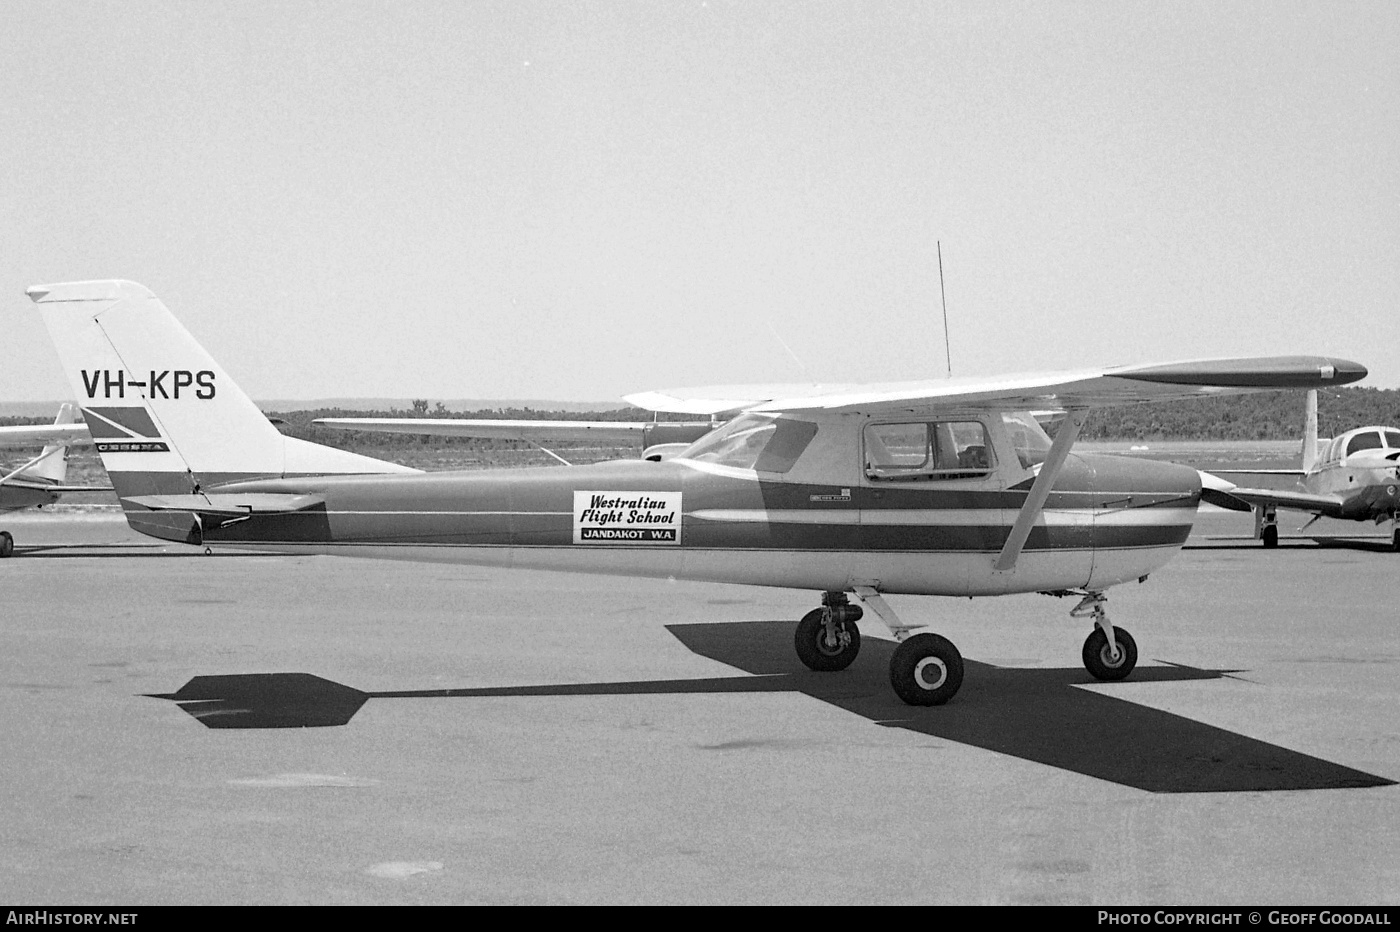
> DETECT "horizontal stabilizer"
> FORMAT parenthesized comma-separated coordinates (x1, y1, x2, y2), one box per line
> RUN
(124, 492, 325, 517)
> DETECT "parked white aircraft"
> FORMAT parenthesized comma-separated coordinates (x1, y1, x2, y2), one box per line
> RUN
(1204, 390, 1400, 550)
(0, 403, 104, 556)
(26, 279, 1368, 704)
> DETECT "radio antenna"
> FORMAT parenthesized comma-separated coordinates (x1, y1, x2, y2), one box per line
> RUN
(937, 240, 952, 378)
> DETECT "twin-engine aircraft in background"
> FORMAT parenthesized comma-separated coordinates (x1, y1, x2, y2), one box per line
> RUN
(1203, 390, 1400, 550)
(0, 403, 107, 556)
(26, 280, 1368, 705)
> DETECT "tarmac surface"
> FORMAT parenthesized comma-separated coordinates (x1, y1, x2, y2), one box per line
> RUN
(1, 507, 1397, 905)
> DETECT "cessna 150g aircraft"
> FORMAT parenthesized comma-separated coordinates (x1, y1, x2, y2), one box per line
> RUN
(26, 279, 1368, 705)
(0, 403, 105, 556)
(1204, 390, 1400, 550)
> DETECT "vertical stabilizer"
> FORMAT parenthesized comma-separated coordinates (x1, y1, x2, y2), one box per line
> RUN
(26, 280, 416, 503)
(1301, 389, 1319, 473)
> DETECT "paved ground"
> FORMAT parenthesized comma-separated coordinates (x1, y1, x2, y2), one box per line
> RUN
(1, 508, 1396, 905)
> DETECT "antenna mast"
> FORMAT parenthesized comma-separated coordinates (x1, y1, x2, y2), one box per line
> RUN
(937, 240, 952, 378)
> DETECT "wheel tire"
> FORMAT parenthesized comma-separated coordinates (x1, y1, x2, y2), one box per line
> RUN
(1262, 524, 1279, 548)
(889, 633, 964, 706)
(1392, 528, 1400, 553)
(794, 608, 861, 672)
(0, 531, 12, 558)
(1082, 626, 1138, 681)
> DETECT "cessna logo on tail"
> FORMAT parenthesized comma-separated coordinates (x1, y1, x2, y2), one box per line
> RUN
(80, 369, 215, 400)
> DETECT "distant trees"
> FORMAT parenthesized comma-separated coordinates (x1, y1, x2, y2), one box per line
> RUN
(1080, 387, 1400, 440)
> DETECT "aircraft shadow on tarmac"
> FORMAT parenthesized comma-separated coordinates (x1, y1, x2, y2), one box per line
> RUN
(146, 620, 1395, 794)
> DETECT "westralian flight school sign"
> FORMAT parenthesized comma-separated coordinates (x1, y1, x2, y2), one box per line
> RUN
(574, 491, 682, 544)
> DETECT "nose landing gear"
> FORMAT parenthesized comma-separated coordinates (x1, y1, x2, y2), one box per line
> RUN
(1071, 591, 1138, 681)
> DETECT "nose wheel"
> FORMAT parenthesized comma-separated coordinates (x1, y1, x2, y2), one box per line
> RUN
(1071, 591, 1138, 681)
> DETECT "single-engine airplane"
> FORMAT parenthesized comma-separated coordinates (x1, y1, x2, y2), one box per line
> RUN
(1202, 390, 1400, 550)
(0, 403, 107, 556)
(26, 280, 1369, 704)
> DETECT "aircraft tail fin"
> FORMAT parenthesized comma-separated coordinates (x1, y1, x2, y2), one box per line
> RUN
(1301, 389, 1320, 473)
(26, 281, 416, 511)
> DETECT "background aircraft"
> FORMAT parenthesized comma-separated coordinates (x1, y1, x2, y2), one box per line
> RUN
(0, 403, 107, 555)
(1203, 390, 1400, 550)
(27, 279, 1367, 704)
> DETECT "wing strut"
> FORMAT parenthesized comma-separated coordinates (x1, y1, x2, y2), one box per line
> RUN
(993, 408, 1087, 573)
(0, 446, 64, 486)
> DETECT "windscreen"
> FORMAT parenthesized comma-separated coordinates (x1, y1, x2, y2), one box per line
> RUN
(680, 414, 817, 473)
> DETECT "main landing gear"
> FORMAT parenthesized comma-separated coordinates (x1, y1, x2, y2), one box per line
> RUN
(792, 587, 1138, 706)
(1255, 504, 1279, 548)
(0, 531, 13, 558)
(793, 592, 863, 672)
(793, 589, 964, 706)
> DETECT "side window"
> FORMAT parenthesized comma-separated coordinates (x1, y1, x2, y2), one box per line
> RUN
(1385, 430, 1400, 450)
(865, 420, 994, 481)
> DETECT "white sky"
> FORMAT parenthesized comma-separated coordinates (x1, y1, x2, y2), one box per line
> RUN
(2, 0, 1396, 403)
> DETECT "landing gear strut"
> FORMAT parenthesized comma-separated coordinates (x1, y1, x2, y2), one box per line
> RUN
(1256, 504, 1279, 548)
(1071, 591, 1137, 681)
(793, 591, 863, 672)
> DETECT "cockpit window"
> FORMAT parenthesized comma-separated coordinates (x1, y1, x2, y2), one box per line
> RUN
(1385, 430, 1400, 450)
(681, 414, 817, 473)
(1346, 431, 1384, 456)
(1001, 412, 1053, 468)
(865, 420, 994, 481)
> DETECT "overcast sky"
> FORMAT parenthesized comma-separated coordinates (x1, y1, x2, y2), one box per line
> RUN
(2, 0, 1396, 405)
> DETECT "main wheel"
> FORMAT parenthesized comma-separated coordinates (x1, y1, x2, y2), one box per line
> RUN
(0, 531, 12, 558)
(1392, 527, 1399, 553)
(794, 608, 861, 672)
(1082, 626, 1138, 681)
(1262, 524, 1279, 548)
(889, 633, 964, 706)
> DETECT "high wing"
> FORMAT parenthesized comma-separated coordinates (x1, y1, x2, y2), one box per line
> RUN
(314, 418, 690, 442)
(624, 357, 1367, 416)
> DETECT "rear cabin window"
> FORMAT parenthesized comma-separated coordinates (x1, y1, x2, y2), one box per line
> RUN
(682, 414, 817, 473)
(1385, 430, 1400, 449)
(865, 420, 994, 481)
